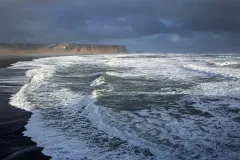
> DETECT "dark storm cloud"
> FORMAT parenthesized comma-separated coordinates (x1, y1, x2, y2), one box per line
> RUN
(0, 0, 240, 52)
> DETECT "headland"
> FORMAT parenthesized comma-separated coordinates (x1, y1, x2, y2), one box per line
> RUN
(0, 43, 128, 56)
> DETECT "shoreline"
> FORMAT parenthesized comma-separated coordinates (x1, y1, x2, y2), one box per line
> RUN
(0, 56, 51, 159)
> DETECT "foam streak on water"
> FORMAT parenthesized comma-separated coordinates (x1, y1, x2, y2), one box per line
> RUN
(3, 53, 240, 160)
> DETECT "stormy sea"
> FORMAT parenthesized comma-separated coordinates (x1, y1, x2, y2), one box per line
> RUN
(1, 53, 240, 160)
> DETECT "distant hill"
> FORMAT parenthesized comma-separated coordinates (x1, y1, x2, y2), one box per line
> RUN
(0, 43, 128, 55)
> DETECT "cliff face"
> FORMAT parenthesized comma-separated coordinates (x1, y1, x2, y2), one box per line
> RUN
(0, 43, 128, 54)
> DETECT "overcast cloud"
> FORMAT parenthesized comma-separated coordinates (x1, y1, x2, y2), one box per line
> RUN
(1, 0, 240, 52)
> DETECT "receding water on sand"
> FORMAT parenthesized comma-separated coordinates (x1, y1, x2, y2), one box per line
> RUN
(2, 53, 240, 159)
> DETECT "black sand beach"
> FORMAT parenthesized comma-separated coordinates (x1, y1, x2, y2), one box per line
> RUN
(0, 56, 51, 160)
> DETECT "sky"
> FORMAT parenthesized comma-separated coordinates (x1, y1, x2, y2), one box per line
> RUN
(0, 0, 240, 53)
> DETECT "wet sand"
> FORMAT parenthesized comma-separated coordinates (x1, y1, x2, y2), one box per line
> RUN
(0, 56, 51, 159)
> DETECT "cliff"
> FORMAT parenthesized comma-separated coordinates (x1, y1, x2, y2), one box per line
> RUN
(0, 43, 128, 54)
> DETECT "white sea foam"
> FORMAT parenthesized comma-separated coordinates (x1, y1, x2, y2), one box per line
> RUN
(7, 56, 157, 159)
(9, 65, 56, 111)
(105, 57, 193, 81)
(24, 111, 99, 160)
(22, 80, 157, 159)
(215, 61, 239, 66)
(83, 100, 176, 159)
(184, 63, 240, 79)
(6, 54, 240, 160)
(22, 90, 108, 160)
(90, 75, 106, 87)
(191, 81, 240, 98)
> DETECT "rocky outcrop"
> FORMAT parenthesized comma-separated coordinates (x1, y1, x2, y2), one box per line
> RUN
(0, 43, 128, 54)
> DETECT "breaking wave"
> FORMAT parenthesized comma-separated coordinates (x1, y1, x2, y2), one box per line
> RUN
(4, 53, 240, 160)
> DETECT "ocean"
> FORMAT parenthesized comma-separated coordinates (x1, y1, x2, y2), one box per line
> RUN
(1, 53, 239, 159)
